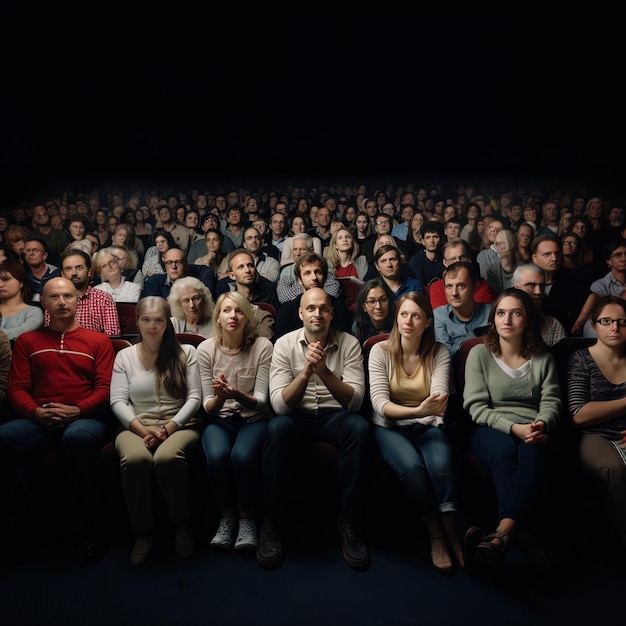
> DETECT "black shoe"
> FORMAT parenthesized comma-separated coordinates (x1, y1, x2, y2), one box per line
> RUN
(463, 526, 484, 574)
(256, 521, 283, 569)
(337, 519, 369, 570)
(82, 538, 106, 565)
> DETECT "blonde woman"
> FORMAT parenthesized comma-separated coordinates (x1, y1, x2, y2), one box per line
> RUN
(94, 247, 141, 302)
(197, 292, 273, 552)
(326, 227, 368, 281)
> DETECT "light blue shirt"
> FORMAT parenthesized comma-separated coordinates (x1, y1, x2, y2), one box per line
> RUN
(434, 302, 491, 358)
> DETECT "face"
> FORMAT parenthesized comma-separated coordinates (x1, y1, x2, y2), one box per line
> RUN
(253, 220, 268, 236)
(299, 288, 333, 337)
(229, 253, 256, 286)
(445, 222, 461, 239)
(356, 215, 369, 232)
(33, 206, 50, 226)
(397, 298, 431, 340)
(138, 305, 168, 340)
(270, 214, 285, 237)
(158, 207, 172, 223)
(423, 231, 441, 252)
(163, 249, 187, 281)
(317, 208, 331, 227)
(607, 246, 626, 273)
(509, 205, 523, 221)
(335, 229, 353, 252)
(24, 241, 47, 266)
(218, 296, 246, 335)
(155, 235, 170, 253)
(514, 270, 545, 309)
(61, 254, 90, 291)
(112, 229, 127, 247)
(41, 278, 78, 321)
(466, 206, 478, 220)
(185, 213, 199, 228)
(443, 245, 471, 266)
(298, 262, 325, 290)
(376, 250, 400, 280)
(365, 201, 378, 217)
(517, 226, 533, 247)
(291, 238, 310, 261)
(494, 295, 526, 340)
(345, 206, 356, 223)
(309, 207, 319, 225)
(532, 240, 560, 273)
(291, 217, 306, 234)
(486, 221, 503, 243)
(586, 200, 603, 219)
(202, 214, 219, 232)
(609, 207, 624, 227)
(561, 235, 578, 257)
(572, 221, 586, 237)
(524, 207, 538, 223)
(0, 269, 22, 300)
(375, 217, 391, 235)
(362, 286, 390, 323)
(178, 287, 203, 319)
(543, 203, 558, 222)
(243, 228, 262, 253)
(494, 233, 512, 257)
(444, 267, 474, 310)
(99, 254, 121, 280)
(411, 213, 424, 232)
(593, 303, 626, 348)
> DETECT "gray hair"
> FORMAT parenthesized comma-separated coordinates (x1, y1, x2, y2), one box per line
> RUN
(512, 263, 545, 286)
(167, 276, 214, 321)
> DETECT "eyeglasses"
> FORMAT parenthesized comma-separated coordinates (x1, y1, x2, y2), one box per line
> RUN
(375, 221, 389, 226)
(562, 240, 577, 246)
(610, 251, 626, 259)
(596, 317, 626, 327)
(245, 235, 260, 240)
(364, 297, 389, 308)
(101, 259, 119, 269)
(180, 295, 202, 306)
(488, 226, 501, 233)
(164, 259, 185, 267)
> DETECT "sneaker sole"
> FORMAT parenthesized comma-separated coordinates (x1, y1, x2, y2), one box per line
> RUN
(256, 548, 284, 569)
(235, 541, 258, 551)
(342, 548, 369, 570)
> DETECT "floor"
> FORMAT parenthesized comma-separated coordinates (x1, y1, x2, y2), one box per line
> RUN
(1, 483, 623, 626)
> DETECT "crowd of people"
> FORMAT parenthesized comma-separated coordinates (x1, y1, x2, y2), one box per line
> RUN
(0, 175, 625, 579)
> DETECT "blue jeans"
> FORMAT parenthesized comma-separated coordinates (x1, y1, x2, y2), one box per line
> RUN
(374, 423, 457, 519)
(0, 416, 115, 534)
(262, 408, 371, 525)
(202, 416, 268, 515)
(468, 424, 547, 525)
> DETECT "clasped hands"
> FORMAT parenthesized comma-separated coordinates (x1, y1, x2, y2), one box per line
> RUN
(513, 420, 549, 445)
(304, 341, 327, 376)
(35, 403, 81, 430)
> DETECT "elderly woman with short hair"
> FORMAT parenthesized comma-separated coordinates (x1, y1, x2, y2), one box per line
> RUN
(167, 276, 214, 338)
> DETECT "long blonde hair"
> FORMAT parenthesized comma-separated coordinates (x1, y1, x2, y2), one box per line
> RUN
(212, 291, 258, 349)
(326, 227, 359, 268)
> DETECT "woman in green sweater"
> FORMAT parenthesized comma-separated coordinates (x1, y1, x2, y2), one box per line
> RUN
(462, 288, 562, 575)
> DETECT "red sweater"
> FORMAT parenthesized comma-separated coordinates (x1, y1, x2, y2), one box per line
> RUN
(8, 326, 114, 420)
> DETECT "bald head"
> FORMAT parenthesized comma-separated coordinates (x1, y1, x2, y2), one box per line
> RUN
(41, 277, 79, 328)
(299, 287, 333, 338)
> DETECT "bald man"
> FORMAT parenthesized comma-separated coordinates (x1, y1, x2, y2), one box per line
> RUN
(1, 277, 115, 564)
(257, 287, 371, 571)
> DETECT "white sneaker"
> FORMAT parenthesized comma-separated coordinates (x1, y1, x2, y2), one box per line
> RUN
(234, 518, 257, 551)
(211, 516, 237, 550)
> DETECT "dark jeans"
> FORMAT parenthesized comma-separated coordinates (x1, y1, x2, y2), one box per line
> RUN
(262, 408, 371, 526)
(374, 423, 457, 519)
(0, 416, 115, 536)
(468, 424, 548, 525)
(201, 416, 268, 515)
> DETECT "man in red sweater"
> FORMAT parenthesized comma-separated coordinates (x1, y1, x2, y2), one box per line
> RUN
(0, 277, 115, 564)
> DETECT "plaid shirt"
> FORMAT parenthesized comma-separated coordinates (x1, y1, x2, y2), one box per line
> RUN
(44, 286, 120, 336)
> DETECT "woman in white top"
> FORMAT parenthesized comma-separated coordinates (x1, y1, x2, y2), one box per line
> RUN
(167, 276, 214, 338)
(197, 291, 273, 552)
(0, 259, 44, 341)
(368, 291, 462, 575)
(111, 296, 203, 568)
(93, 247, 141, 303)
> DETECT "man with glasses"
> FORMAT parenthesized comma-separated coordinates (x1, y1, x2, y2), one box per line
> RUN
(23, 238, 61, 301)
(512, 263, 566, 346)
(434, 261, 490, 358)
(361, 212, 406, 264)
(571, 239, 626, 337)
(428, 238, 494, 309)
(242, 227, 279, 282)
(28, 204, 71, 266)
(142, 246, 216, 300)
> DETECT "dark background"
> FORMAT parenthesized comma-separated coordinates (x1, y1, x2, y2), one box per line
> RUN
(2, 11, 623, 204)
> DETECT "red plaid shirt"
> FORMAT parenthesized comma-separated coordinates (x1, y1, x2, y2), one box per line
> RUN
(44, 286, 120, 336)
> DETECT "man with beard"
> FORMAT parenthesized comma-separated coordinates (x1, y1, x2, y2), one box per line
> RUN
(44, 249, 120, 336)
